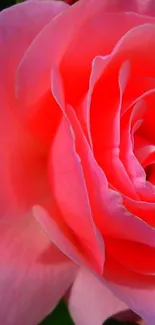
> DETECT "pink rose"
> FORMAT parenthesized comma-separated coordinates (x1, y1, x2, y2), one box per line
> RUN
(1, 0, 155, 324)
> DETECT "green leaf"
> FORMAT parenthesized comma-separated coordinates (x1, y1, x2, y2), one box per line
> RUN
(39, 300, 75, 325)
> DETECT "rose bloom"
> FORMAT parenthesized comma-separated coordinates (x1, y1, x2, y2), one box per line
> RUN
(2, 0, 155, 324)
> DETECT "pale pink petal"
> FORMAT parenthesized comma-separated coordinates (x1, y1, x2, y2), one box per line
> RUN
(0, 0, 67, 143)
(0, 212, 77, 325)
(0, 0, 68, 73)
(68, 268, 128, 325)
(136, 0, 155, 15)
(58, 0, 155, 15)
(35, 206, 149, 323)
(103, 254, 155, 324)
(107, 277, 155, 325)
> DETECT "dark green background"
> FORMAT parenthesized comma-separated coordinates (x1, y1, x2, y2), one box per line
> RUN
(0, 1, 135, 324)
(39, 300, 74, 325)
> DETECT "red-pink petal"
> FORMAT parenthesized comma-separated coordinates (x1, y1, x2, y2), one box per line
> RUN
(90, 58, 137, 198)
(51, 68, 155, 249)
(34, 205, 102, 271)
(134, 135, 155, 166)
(16, 0, 155, 108)
(89, 23, 155, 195)
(0, 0, 68, 217)
(48, 113, 104, 273)
(124, 196, 155, 228)
(105, 237, 155, 274)
(61, 11, 155, 107)
(120, 101, 146, 188)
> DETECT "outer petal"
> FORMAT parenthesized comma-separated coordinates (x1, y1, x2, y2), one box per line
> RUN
(59, 0, 155, 15)
(136, 0, 155, 15)
(107, 276, 155, 325)
(0, 0, 68, 72)
(67, 268, 129, 325)
(47, 113, 104, 273)
(16, 0, 155, 108)
(103, 255, 155, 325)
(0, 212, 77, 325)
(103, 254, 155, 325)
(0, 0, 67, 216)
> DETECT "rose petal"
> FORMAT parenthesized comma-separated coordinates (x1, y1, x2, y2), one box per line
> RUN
(0, 212, 77, 325)
(34, 204, 103, 271)
(67, 268, 128, 325)
(16, 0, 155, 108)
(105, 237, 155, 275)
(0, 0, 67, 73)
(124, 196, 155, 228)
(136, 0, 155, 16)
(122, 89, 155, 201)
(51, 68, 155, 249)
(48, 112, 104, 273)
(61, 11, 155, 107)
(90, 58, 138, 198)
(120, 101, 146, 189)
(103, 253, 155, 325)
(0, 0, 68, 217)
(134, 136, 155, 166)
(134, 135, 155, 184)
(89, 23, 155, 195)
(107, 274, 155, 325)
